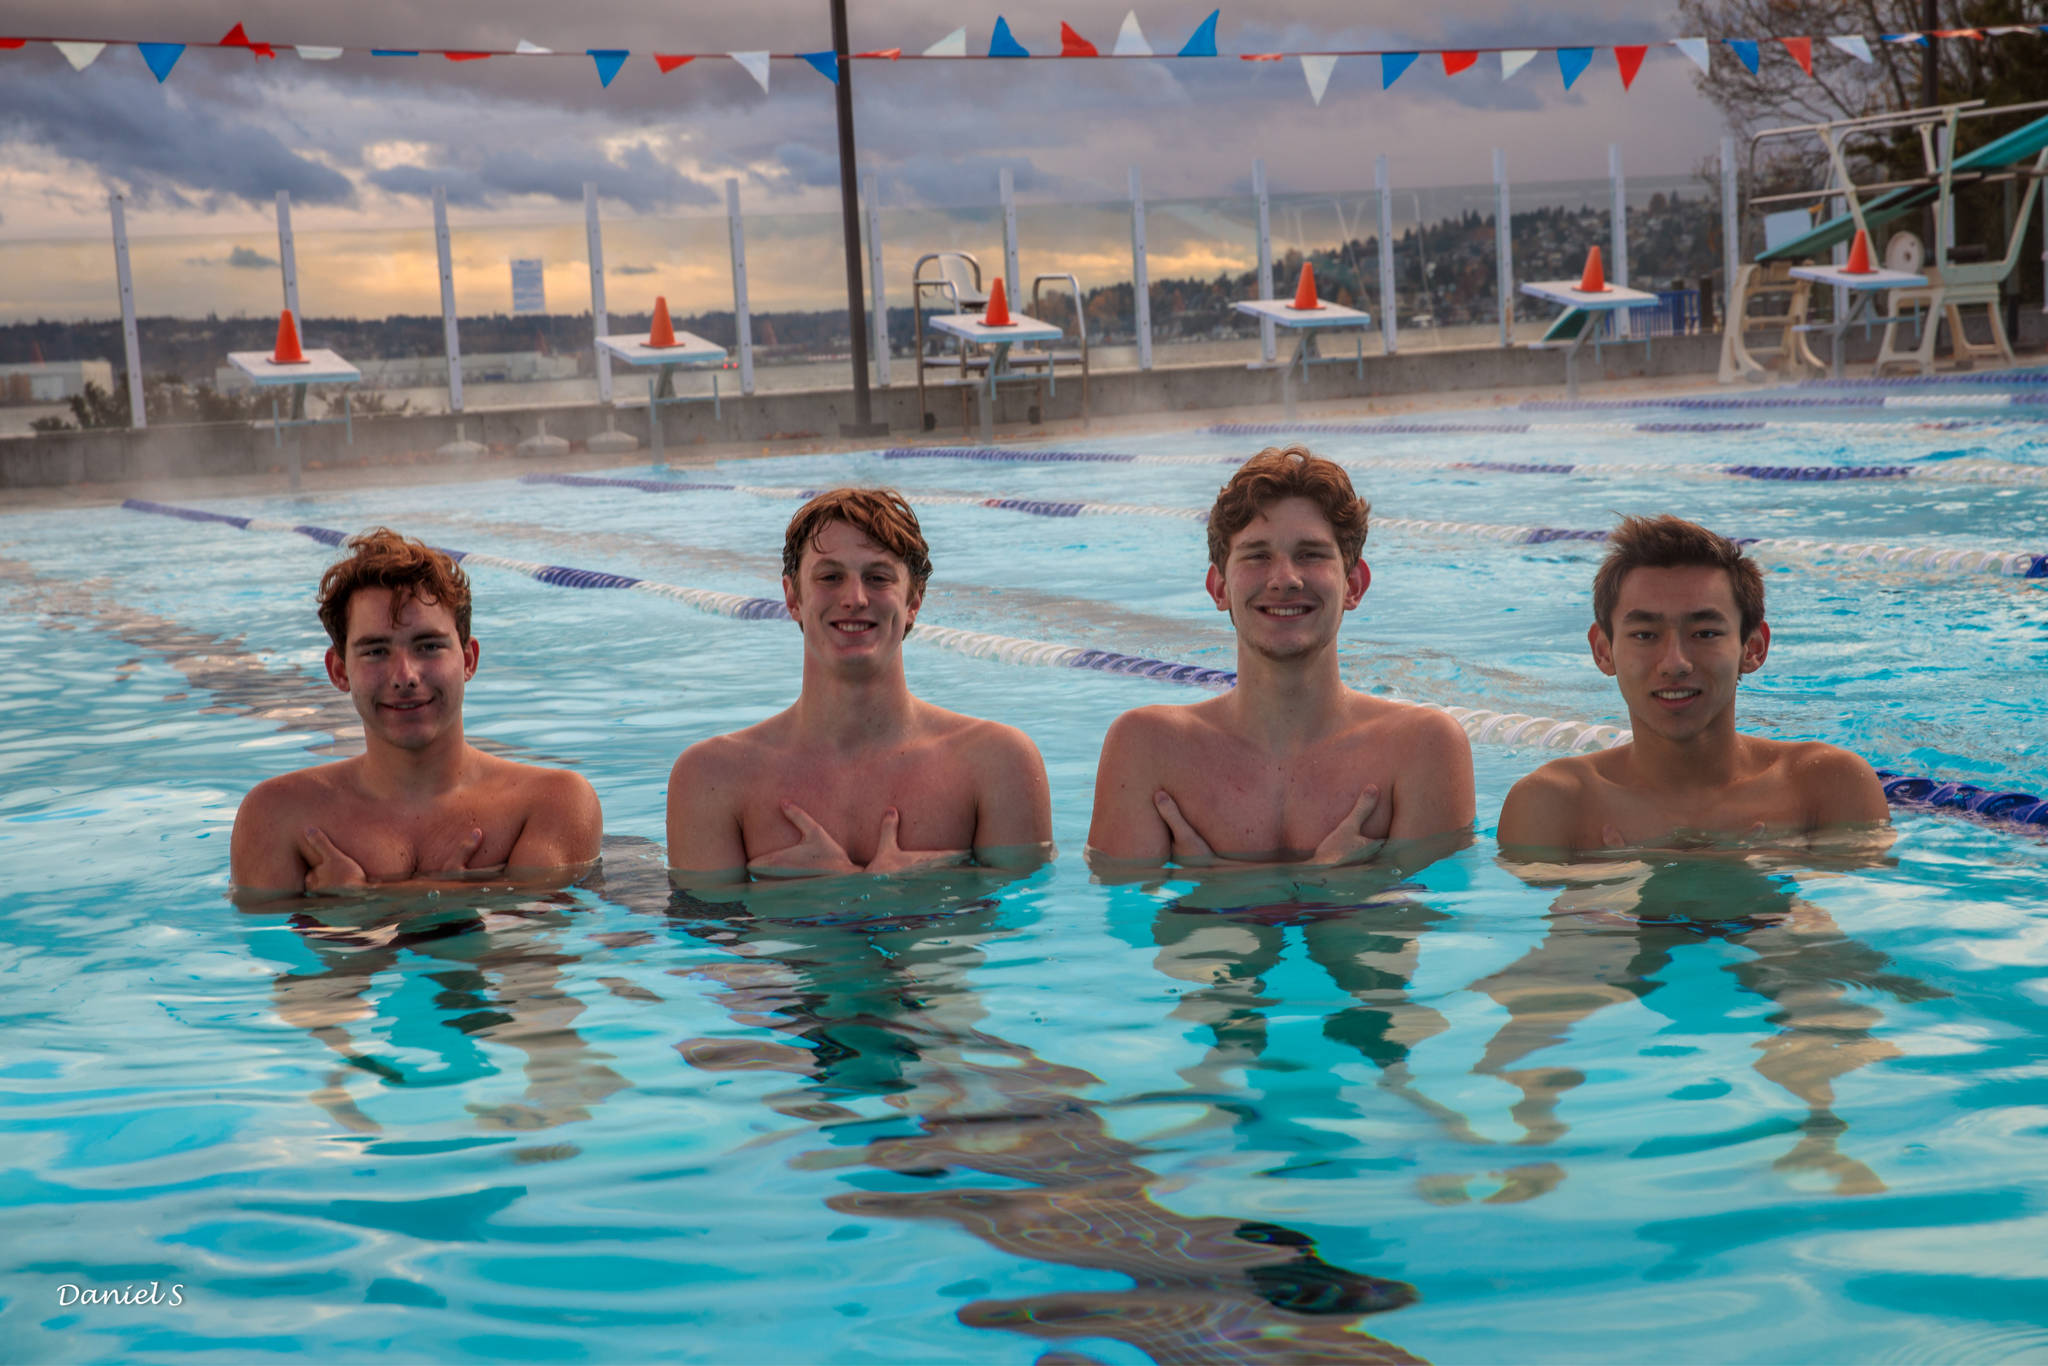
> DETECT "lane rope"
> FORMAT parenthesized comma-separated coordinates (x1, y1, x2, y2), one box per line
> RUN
(115, 498, 2048, 829)
(523, 475, 2048, 581)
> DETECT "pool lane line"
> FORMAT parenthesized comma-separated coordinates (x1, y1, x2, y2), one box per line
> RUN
(885, 442, 2048, 488)
(121, 497, 1631, 755)
(113, 498, 2048, 827)
(1522, 394, 2048, 413)
(522, 474, 2048, 581)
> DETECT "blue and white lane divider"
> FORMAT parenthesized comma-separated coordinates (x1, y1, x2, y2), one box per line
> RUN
(885, 441, 2048, 489)
(518, 474, 1205, 523)
(1521, 393, 2048, 412)
(116, 497, 2048, 832)
(526, 474, 2048, 581)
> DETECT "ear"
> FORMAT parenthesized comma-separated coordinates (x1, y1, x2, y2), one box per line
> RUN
(462, 637, 480, 680)
(782, 574, 801, 624)
(324, 645, 350, 692)
(904, 580, 924, 633)
(1587, 622, 1617, 677)
(1740, 620, 1770, 675)
(1343, 558, 1370, 609)
(1204, 563, 1228, 612)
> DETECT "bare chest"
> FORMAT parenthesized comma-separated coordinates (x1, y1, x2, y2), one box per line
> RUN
(316, 794, 525, 880)
(1583, 779, 1812, 849)
(1157, 738, 1394, 857)
(735, 748, 982, 864)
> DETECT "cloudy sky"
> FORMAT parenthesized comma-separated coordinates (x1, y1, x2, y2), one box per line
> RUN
(0, 1, 1733, 322)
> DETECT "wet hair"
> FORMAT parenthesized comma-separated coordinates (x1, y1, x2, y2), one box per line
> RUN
(1592, 514, 1765, 640)
(316, 526, 473, 650)
(1207, 445, 1370, 570)
(781, 488, 933, 633)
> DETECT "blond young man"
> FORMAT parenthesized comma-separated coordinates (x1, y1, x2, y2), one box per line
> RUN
(231, 528, 601, 896)
(1089, 446, 1475, 868)
(666, 488, 1052, 882)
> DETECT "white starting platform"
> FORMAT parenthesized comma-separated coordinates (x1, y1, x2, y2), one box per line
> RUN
(597, 331, 728, 467)
(1787, 264, 1929, 380)
(226, 348, 362, 492)
(1519, 280, 1660, 399)
(1233, 297, 1374, 417)
(925, 312, 1066, 441)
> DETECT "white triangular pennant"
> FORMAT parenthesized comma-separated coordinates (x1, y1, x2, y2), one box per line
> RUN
(1826, 35, 1873, 62)
(294, 45, 343, 60)
(1300, 54, 1337, 105)
(922, 27, 966, 58)
(730, 50, 770, 91)
(54, 41, 106, 71)
(515, 40, 553, 55)
(1500, 48, 1536, 79)
(1675, 37, 1710, 73)
(1113, 11, 1152, 57)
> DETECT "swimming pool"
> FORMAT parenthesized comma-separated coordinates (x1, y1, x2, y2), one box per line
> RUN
(5, 380, 2048, 1363)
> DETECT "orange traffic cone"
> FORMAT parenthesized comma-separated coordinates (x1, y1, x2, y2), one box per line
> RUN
(647, 296, 678, 348)
(269, 308, 307, 364)
(1844, 228, 1874, 275)
(1291, 262, 1322, 310)
(983, 277, 1014, 326)
(1577, 246, 1609, 294)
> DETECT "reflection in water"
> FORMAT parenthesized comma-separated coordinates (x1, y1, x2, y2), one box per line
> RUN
(251, 888, 629, 1150)
(587, 847, 1427, 1363)
(1477, 854, 1946, 1196)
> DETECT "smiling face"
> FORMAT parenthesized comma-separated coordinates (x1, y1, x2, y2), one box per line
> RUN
(1591, 564, 1769, 743)
(1206, 495, 1370, 663)
(784, 519, 922, 672)
(325, 586, 479, 751)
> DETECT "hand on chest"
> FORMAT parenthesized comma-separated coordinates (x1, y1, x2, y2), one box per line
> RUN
(1172, 760, 1391, 855)
(332, 804, 514, 879)
(747, 765, 978, 863)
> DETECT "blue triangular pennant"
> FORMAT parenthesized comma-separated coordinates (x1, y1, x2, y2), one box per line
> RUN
(138, 42, 184, 82)
(1556, 46, 1594, 88)
(799, 50, 839, 82)
(1726, 38, 1761, 72)
(989, 17, 1029, 57)
(588, 49, 629, 87)
(1381, 51, 1418, 88)
(1178, 9, 1220, 58)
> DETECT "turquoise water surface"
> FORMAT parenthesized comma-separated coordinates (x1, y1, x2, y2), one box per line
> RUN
(4, 397, 2047, 1363)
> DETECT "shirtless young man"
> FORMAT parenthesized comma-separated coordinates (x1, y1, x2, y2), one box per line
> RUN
(1497, 514, 1889, 854)
(666, 488, 1052, 882)
(1088, 446, 1475, 868)
(230, 528, 601, 897)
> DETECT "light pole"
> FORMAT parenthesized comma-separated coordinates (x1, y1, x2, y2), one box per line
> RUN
(829, 0, 888, 436)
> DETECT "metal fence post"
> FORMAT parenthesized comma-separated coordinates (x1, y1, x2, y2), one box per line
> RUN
(108, 193, 145, 429)
(433, 186, 463, 414)
(275, 190, 300, 322)
(1375, 155, 1397, 355)
(999, 166, 1021, 298)
(1130, 166, 1153, 371)
(1252, 159, 1275, 363)
(727, 178, 755, 396)
(863, 172, 890, 387)
(1494, 149, 1513, 347)
(1610, 143, 1630, 339)
(1720, 136, 1739, 331)
(584, 182, 612, 404)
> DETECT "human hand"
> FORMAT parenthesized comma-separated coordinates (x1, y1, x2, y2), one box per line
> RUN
(863, 807, 969, 874)
(747, 800, 861, 877)
(298, 826, 369, 894)
(1311, 784, 1385, 866)
(1152, 790, 1217, 867)
(414, 826, 505, 880)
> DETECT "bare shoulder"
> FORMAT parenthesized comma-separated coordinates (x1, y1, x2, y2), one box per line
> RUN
(1774, 737, 1877, 783)
(945, 711, 1045, 772)
(1101, 700, 1218, 753)
(669, 720, 777, 786)
(238, 762, 348, 824)
(1505, 753, 1597, 802)
(1362, 697, 1470, 755)
(1497, 752, 1598, 850)
(1771, 738, 1888, 823)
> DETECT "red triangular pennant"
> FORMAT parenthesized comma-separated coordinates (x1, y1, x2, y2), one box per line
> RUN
(0, 38, 26, 49)
(855, 48, 901, 59)
(219, 22, 275, 60)
(1779, 36, 1814, 74)
(1059, 22, 1098, 57)
(444, 51, 490, 61)
(654, 53, 695, 72)
(1239, 53, 1284, 61)
(1615, 44, 1647, 88)
(1441, 50, 1478, 76)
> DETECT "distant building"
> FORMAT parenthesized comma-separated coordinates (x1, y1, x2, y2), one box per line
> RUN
(0, 359, 115, 405)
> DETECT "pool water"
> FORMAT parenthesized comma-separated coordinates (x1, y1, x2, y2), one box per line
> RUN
(4, 392, 2048, 1363)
